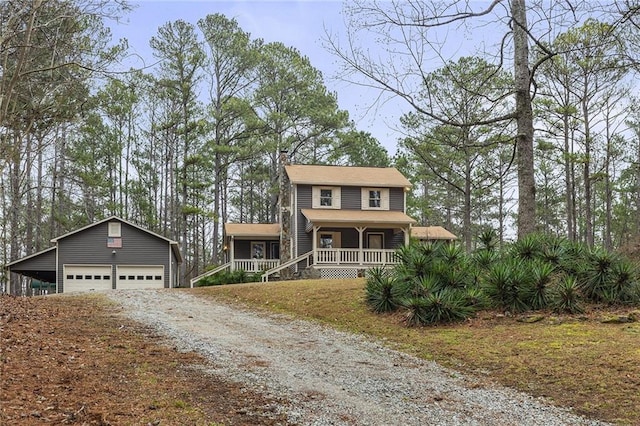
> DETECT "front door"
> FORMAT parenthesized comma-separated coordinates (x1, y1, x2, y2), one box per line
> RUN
(368, 233, 384, 249)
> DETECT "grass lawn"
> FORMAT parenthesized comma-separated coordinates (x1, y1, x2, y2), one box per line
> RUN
(193, 278, 640, 425)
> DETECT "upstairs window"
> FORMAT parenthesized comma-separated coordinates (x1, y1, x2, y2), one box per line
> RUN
(368, 190, 381, 208)
(312, 186, 341, 209)
(320, 189, 333, 206)
(362, 188, 389, 210)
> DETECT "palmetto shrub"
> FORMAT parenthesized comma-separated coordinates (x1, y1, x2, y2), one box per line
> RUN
(471, 249, 499, 271)
(402, 288, 473, 326)
(368, 234, 640, 326)
(481, 258, 533, 313)
(550, 275, 584, 314)
(365, 267, 403, 313)
(525, 261, 555, 310)
(510, 233, 544, 261)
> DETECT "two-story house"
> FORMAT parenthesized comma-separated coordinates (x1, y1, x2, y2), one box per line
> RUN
(193, 163, 418, 285)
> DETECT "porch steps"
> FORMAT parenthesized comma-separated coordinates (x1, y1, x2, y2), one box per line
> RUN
(189, 262, 232, 288)
(261, 251, 313, 282)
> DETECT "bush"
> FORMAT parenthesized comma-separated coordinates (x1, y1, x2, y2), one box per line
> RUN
(195, 269, 261, 287)
(367, 233, 640, 326)
(481, 258, 531, 313)
(365, 267, 403, 313)
(550, 275, 584, 314)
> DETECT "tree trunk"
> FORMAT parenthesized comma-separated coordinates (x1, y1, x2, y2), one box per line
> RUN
(581, 96, 593, 247)
(512, 0, 536, 239)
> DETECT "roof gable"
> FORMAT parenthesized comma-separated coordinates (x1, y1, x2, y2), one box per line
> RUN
(51, 216, 182, 263)
(285, 165, 411, 188)
(52, 216, 175, 244)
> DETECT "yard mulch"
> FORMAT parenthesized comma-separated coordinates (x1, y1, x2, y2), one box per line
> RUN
(0, 294, 291, 425)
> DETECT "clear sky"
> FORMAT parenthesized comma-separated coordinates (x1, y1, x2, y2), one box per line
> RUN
(107, 0, 407, 154)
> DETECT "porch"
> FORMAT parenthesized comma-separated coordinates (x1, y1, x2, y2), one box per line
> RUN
(189, 247, 400, 286)
(229, 248, 399, 271)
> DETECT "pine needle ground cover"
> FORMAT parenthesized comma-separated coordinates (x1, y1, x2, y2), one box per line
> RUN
(0, 294, 289, 425)
(196, 279, 640, 425)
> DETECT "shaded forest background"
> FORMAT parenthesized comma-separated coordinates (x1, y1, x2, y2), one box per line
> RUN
(4, 0, 640, 291)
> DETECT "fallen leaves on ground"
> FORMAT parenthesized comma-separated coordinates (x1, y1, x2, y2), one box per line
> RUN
(0, 294, 292, 425)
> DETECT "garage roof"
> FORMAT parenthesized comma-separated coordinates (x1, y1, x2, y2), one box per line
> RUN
(5, 246, 57, 283)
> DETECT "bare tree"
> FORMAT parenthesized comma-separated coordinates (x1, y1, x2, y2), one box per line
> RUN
(326, 0, 599, 239)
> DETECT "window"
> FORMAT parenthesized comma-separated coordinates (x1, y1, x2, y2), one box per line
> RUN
(320, 189, 333, 206)
(317, 232, 341, 249)
(362, 188, 389, 210)
(368, 190, 381, 208)
(312, 186, 341, 209)
(320, 234, 333, 248)
(251, 242, 265, 259)
(108, 222, 121, 237)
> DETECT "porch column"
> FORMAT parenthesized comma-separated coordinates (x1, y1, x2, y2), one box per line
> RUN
(356, 227, 365, 265)
(403, 227, 410, 246)
(229, 236, 235, 270)
(312, 226, 319, 265)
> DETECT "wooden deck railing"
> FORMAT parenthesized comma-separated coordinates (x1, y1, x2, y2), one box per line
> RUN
(233, 259, 280, 273)
(315, 249, 398, 265)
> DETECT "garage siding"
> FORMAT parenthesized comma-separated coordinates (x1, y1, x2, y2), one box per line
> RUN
(57, 220, 171, 293)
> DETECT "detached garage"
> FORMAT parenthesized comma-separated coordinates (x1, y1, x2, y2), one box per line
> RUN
(5, 216, 182, 294)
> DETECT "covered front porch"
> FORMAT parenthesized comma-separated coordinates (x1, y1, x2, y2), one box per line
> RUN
(301, 208, 416, 268)
(224, 223, 281, 273)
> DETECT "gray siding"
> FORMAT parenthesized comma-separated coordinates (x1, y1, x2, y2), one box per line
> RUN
(12, 248, 56, 271)
(57, 220, 172, 292)
(234, 239, 279, 259)
(341, 187, 361, 209)
(296, 185, 313, 256)
(294, 184, 407, 255)
(390, 187, 404, 211)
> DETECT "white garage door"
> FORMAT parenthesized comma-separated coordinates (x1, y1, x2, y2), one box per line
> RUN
(63, 265, 113, 293)
(116, 265, 164, 289)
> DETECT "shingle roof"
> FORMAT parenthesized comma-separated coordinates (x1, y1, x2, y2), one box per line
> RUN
(301, 209, 416, 226)
(411, 226, 458, 240)
(285, 165, 411, 188)
(224, 223, 281, 238)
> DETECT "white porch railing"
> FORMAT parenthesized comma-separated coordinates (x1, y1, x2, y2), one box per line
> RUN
(233, 259, 280, 273)
(315, 248, 398, 265)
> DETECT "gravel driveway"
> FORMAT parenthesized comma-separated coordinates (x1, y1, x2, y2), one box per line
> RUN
(106, 289, 608, 426)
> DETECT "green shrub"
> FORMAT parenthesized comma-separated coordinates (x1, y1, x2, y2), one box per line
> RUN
(365, 267, 403, 313)
(550, 275, 584, 314)
(482, 258, 531, 313)
(195, 269, 261, 287)
(402, 288, 473, 326)
(374, 234, 640, 326)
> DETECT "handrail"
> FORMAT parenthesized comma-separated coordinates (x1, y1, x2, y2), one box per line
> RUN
(190, 262, 231, 288)
(261, 251, 313, 282)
